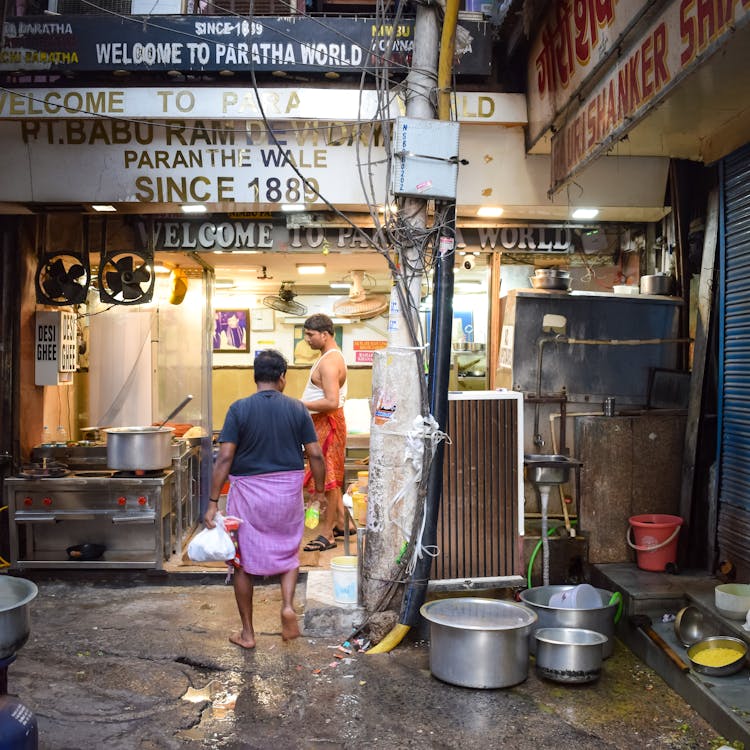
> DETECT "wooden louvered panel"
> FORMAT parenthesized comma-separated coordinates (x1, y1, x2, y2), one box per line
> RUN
(432, 393, 522, 581)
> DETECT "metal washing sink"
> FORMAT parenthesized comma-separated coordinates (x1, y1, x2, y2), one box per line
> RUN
(524, 454, 582, 486)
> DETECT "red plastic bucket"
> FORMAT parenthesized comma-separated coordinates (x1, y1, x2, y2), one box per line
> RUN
(627, 514, 682, 572)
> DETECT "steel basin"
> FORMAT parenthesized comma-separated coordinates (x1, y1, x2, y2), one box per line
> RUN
(519, 585, 618, 658)
(524, 454, 579, 485)
(420, 598, 537, 688)
(0, 576, 38, 659)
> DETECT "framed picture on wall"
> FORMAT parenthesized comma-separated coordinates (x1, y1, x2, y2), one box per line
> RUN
(213, 310, 250, 353)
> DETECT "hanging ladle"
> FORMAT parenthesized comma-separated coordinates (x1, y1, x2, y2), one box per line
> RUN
(156, 394, 193, 429)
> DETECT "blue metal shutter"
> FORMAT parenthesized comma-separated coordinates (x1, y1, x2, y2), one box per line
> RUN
(718, 143, 750, 574)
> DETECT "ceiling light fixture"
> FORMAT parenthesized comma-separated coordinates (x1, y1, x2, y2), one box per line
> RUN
(181, 204, 207, 214)
(92, 204, 116, 212)
(153, 264, 171, 274)
(571, 208, 599, 219)
(476, 206, 504, 218)
(330, 282, 352, 289)
(297, 264, 326, 275)
(215, 278, 236, 289)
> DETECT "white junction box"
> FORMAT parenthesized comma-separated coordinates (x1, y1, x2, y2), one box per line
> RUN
(391, 117, 460, 200)
(35, 311, 77, 386)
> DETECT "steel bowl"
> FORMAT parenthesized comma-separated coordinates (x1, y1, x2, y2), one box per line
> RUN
(640, 274, 674, 296)
(534, 627, 607, 683)
(534, 268, 570, 279)
(674, 605, 708, 647)
(686, 635, 748, 676)
(530, 276, 571, 291)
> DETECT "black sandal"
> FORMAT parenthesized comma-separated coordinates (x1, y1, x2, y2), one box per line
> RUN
(303, 535, 336, 552)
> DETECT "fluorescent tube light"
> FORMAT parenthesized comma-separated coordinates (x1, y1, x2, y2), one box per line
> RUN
(281, 204, 306, 212)
(297, 264, 326, 275)
(476, 206, 503, 218)
(181, 204, 207, 214)
(571, 208, 599, 219)
(92, 204, 116, 212)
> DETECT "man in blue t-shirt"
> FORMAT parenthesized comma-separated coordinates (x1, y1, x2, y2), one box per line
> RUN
(205, 349, 326, 647)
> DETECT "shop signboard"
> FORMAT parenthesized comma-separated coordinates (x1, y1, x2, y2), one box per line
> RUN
(132, 220, 586, 254)
(0, 119, 670, 212)
(0, 87, 525, 125)
(526, 0, 652, 146)
(0, 15, 491, 75)
(549, 0, 750, 193)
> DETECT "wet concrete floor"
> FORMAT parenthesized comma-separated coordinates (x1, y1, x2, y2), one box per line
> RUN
(5, 576, 733, 749)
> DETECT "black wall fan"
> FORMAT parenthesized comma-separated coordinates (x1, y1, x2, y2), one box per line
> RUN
(35, 250, 90, 306)
(98, 250, 155, 305)
(262, 281, 307, 315)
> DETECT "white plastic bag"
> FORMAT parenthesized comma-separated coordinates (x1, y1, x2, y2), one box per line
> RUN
(188, 512, 237, 562)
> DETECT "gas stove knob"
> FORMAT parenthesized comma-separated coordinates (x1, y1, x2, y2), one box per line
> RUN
(117, 496, 127, 506)
(23, 496, 32, 506)
(42, 497, 53, 506)
(137, 496, 147, 506)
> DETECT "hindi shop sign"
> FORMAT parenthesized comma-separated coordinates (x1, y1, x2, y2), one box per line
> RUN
(527, 0, 651, 146)
(0, 16, 491, 76)
(549, 0, 750, 193)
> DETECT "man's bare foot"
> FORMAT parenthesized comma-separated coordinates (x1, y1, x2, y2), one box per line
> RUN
(281, 608, 300, 641)
(229, 630, 256, 649)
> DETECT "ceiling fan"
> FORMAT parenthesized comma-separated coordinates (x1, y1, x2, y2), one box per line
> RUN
(333, 270, 389, 320)
(262, 281, 308, 315)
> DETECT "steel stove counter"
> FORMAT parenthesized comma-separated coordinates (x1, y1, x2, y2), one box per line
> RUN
(5, 470, 176, 570)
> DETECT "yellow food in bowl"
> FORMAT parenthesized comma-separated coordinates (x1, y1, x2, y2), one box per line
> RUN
(692, 647, 742, 667)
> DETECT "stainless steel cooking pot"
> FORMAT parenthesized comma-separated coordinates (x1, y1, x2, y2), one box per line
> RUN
(0, 576, 38, 659)
(519, 585, 618, 658)
(420, 597, 537, 688)
(534, 627, 607, 683)
(103, 426, 174, 470)
(640, 273, 673, 296)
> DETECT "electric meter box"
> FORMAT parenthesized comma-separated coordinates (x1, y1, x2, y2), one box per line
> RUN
(390, 118, 460, 200)
(35, 311, 77, 386)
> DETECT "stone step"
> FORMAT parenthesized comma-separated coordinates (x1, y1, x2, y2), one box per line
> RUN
(303, 569, 366, 638)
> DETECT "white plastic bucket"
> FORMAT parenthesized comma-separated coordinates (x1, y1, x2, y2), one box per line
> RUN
(331, 556, 358, 605)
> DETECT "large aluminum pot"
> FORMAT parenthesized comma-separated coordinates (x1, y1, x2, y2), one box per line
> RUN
(103, 426, 174, 470)
(420, 597, 537, 688)
(534, 627, 607, 683)
(519, 585, 618, 658)
(0, 577, 38, 659)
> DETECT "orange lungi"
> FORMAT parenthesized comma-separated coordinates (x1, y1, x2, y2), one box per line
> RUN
(304, 408, 346, 492)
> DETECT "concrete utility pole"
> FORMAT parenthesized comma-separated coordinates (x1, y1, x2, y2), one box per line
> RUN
(362, 3, 441, 614)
